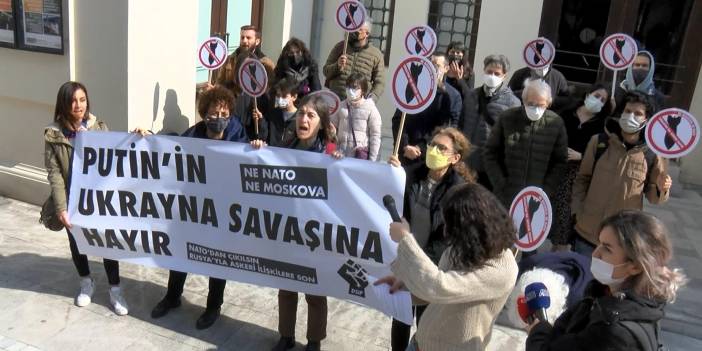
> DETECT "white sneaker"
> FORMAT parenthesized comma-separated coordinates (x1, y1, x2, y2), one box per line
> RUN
(109, 286, 129, 316)
(75, 277, 94, 307)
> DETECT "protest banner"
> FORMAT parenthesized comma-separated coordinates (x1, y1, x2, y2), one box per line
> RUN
(67, 132, 411, 323)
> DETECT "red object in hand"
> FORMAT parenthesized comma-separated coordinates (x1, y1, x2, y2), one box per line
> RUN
(325, 142, 336, 155)
(517, 295, 533, 324)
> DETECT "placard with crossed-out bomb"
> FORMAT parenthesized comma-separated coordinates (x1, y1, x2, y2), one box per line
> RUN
(309, 89, 342, 115)
(390, 55, 437, 114)
(198, 37, 228, 70)
(336, 0, 367, 32)
(238, 58, 268, 98)
(510, 186, 553, 252)
(645, 108, 700, 159)
(599, 33, 638, 71)
(404, 25, 437, 57)
(522, 37, 555, 69)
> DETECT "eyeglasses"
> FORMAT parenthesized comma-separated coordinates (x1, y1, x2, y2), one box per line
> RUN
(428, 141, 454, 154)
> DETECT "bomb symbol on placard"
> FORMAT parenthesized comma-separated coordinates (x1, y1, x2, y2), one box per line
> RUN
(414, 29, 426, 54)
(208, 41, 219, 65)
(345, 3, 359, 27)
(248, 64, 258, 90)
(519, 197, 542, 239)
(533, 42, 545, 65)
(613, 39, 626, 64)
(665, 114, 683, 150)
(405, 63, 424, 103)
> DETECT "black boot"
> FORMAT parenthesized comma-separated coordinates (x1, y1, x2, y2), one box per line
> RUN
(150, 298, 181, 319)
(271, 336, 295, 351)
(305, 341, 321, 351)
(195, 307, 221, 329)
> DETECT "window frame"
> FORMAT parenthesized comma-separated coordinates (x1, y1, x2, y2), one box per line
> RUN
(362, 0, 396, 66)
(427, 0, 482, 65)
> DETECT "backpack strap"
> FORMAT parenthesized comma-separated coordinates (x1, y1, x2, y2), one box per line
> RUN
(592, 133, 609, 173)
(619, 320, 658, 351)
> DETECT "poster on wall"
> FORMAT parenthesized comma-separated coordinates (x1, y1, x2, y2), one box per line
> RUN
(20, 0, 62, 51)
(0, 0, 15, 45)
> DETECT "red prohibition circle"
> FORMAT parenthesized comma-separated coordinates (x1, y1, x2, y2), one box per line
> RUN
(391, 56, 436, 112)
(510, 190, 550, 250)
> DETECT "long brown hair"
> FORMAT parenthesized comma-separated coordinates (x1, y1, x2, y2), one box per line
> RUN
(432, 127, 475, 183)
(599, 210, 687, 303)
(53, 81, 89, 127)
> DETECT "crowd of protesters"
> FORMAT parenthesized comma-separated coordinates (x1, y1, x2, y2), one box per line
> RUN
(42, 22, 688, 351)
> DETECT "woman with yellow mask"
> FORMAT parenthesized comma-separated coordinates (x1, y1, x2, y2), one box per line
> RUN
(386, 127, 475, 351)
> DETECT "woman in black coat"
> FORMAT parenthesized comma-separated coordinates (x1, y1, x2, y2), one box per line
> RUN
(526, 210, 687, 350)
(273, 37, 322, 99)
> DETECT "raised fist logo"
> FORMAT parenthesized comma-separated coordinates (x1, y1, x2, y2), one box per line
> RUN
(338, 259, 368, 297)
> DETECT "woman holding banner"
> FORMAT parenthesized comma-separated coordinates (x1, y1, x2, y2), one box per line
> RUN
(251, 94, 340, 351)
(148, 86, 247, 330)
(385, 127, 474, 350)
(44, 81, 128, 315)
(376, 183, 518, 351)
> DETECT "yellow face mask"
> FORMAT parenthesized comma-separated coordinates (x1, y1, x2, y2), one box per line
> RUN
(425, 146, 451, 170)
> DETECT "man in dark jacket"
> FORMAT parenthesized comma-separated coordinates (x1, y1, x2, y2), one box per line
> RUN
(510, 64, 570, 112)
(392, 53, 462, 167)
(467, 54, 521, 189)
(484, 78, 568, 207)
(323, 21, 385, 102)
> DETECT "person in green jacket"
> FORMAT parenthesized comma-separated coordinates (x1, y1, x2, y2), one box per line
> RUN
(323, 20, 385, 103)
(483, 78, 568, 208)
(44, 81, 128, 315)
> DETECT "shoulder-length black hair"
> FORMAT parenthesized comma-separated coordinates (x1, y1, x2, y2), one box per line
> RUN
(275, 37, 316, 77)
(53, 81, 89, 123)
(297, 93, 334, 143)
(441, 183, 515, 270)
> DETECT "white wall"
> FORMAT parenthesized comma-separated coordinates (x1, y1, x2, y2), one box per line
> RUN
(473, 0, 544, 85)
(680, 72, 702, 185)
(127, 0, 198, 133)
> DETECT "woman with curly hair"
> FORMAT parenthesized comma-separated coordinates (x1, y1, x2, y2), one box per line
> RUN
(526, 210, 687, 351)
(385, 127, 476, 350)
(377, 181, 519, 351)
(273, 37, 321, 99)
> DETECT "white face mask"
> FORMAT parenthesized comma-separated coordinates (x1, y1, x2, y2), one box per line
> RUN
(591, 257, 629, 286)
(483, 74, 504, 89)
(346, 88, 362, 101)
(275, 97, 289, 109)
(584, 94, 604, 113)
(533, 66, 550, 77)
(525, 106, 546, 121)
(619, 112, 646, 133)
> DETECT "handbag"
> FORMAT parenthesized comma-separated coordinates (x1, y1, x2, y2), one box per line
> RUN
(347, 102, 369, 160)
(40, 195, 64, 231)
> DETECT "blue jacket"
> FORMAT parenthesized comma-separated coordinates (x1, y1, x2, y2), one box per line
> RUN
(181, 118, 248, 142)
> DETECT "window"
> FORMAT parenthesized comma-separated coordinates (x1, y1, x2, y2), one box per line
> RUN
(361, 0, 395, 65)
(427, 0, 481, 64)
(0, 0, 64, 54)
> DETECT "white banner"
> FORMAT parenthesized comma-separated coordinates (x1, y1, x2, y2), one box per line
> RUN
(67, 131, 412, 323)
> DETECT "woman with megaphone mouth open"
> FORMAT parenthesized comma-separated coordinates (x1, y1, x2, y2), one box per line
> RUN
(525, 210, 687, 351)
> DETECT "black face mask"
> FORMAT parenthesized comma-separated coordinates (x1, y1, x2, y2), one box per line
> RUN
(349, 32, 360, 44)
(206, 117, 230, 134)
(288, 54, 303, 66)
(632, 69, 648, 85)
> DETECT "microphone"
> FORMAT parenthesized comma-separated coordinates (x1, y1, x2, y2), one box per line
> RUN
(516, 295, 534, 324)
(382, 195, 402, 222)
(525, 282, 551, 324)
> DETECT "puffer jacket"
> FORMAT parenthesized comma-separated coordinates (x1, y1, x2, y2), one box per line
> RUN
(44, 114, 108, 213)
(527, 281, 665, 351)
(571, 124, 669, 245)
(323, 41, 385, 101)
(483, 107, 568, 206)
(331, 98, 382, 161)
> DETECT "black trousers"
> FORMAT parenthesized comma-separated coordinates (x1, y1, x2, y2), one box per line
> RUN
(164, 270, 226, 310)
(391, 305, 427, 351)
(67, 230, 120, 285)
